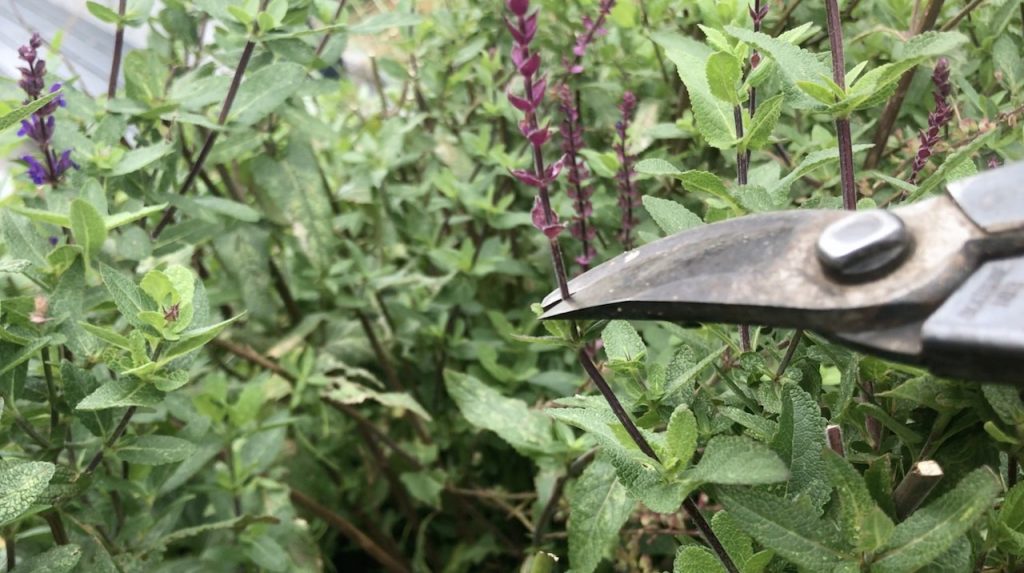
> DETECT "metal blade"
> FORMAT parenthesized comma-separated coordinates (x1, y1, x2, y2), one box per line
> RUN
(541, 196, 983, 340)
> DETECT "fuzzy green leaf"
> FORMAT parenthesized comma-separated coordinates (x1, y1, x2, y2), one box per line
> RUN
(653, 32, 736, 148)
(117, 435, 197, 465)
(823, 450, 894, 552)
(872, 467, 1000, 573)
(674, 546, 725, 573)
(771, 385, 830, 510)
(10, 544, 81, 573)
(69, 199, 108, 262)
(666, 404, 698, 466)
(99, 263, 158, 330)
(568, 458, 635, 573)
(688, 436, 789, 485)
(602, 320, 646, 363)
(723, 26, 830, 109)
(322, 378, 432, 421)
(446, 370, 557, 454)
(157, 314, 243, 367)
(108, 141, 174, 176)
(743, 94, 784, 150)
(229, 63, 306, 126)
(76, 378, 164, 410)
(0, 461, 55, 526)
(706, 51, 742, 104)
(642, 196, 703, 235)
(0, 90, 62, 134)
(715, 485, 849, 570)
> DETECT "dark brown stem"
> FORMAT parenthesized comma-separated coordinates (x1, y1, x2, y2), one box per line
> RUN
(314, 0, 349, 58)
(734, 105, 752, 351)
(268, 258, 301, 326)
(893, 460, 943, 520)
(684, 497, 740, 573)
(13, 412, 49, 448)
(289, 490, 412, 573)
(577, 352, 658, 460)
(824, 0, 858, 210)
(1010, 455, 1019, 488)
(940, 0, 985, 31)
(152, 0, 269, 239)
(774, 329, 802, 380)
(107, 0, 127, 99)
(863, 0, 945, 170)
(85, 406, 137, 475)
(42, 511, 69, 545)
(214, 339, 291, 379)
(40, 347, 58, 437)
(4, 531, 14, 570)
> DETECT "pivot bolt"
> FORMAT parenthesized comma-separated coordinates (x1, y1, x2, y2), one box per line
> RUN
(816, 210, 911, 281)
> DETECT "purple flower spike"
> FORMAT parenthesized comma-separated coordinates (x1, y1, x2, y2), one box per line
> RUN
(565, 0, 615, 74)
(558, 85, 597, 270)
(615, 92, 639, 250)
(14, 33, 74, 187)
(909, 58, 954, 184)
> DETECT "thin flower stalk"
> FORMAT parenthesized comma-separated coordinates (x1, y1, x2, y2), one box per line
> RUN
(909, 58, 953, 184)
(558, 85, 596, 270)
(614, 91, 639, 250)
(16, 33, 77, 186)
(824, 0, 858, 210)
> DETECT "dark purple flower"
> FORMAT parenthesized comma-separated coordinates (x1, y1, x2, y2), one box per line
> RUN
(507, 0, 529, 17)
(531, 196, 565, 239)
(909, 58, 953, 184)
(14, 33, 76, 186)
(22, 155, 47, 185)
(615, 91, 639, 250)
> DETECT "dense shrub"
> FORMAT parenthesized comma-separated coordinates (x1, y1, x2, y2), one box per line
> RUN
(0, 0, 1022, 571)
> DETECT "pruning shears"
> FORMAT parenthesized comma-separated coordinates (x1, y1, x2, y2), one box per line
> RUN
(541, 161, 1024, 384)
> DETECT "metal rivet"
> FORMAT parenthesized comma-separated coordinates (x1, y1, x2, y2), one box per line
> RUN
(816, 210, 911, 281)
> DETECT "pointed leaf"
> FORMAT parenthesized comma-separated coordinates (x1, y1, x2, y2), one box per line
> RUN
(642, 196, 703, 235)
(706, 51, 742, 105)
(688, 436, 789, 485)
(743, 94, 784, 150)
(568, 458, 635, 573)
(0, 461, 55, 526)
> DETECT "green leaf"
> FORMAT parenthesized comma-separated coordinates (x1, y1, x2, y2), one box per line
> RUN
(687, 436, 789, 485)
(156, 314, 243, 367)
(706, 51, 742, 104)
(770, 385, 830, 510)
(229, 63, 306, 126)
(822, 450, 894, 552)
(0, 90, 62, 134)
(893, 31, 968, 60)
(743, 94, 784, 150)
(193, 197, 261, 222)
(602, 320, 646, 363)
(69, 199, 108, 262)
(79, 322, 131, 350)
(11, 544, 81, 573)
(116, 435, 197, 465)
(568, 458, 635, 573)
(877, 377, 973, 413)
(872, 467, 1000, 573)
(723, 26, 831, 109)
(771, 144, 874, 196)
(666, 404, 697, 466)
(652, 32, 736, 148)
(156, 514, 278, 547)
(399, 469, 446, 509)
(104, 203, 167, 231)
(642, 196, 703, 235)
(99, 263, 158, 330)
(346, 12, 423, 34)
(2, 210, 50, 269)
(715, 486, 849, 570)
(674, 546, 725, 573)
(635, 158, 683, 177)
(8, 205, 71, 227)
(108, 141, 173, 176)
(0, 461, 55, 526)
(322, 378, 432, 421)
(797, 80, 839, 105)
(445, 370, 556, 454)
(76, 377, 164, 410)
(678, 170, 743, 213)
(0, 336, 53, 377)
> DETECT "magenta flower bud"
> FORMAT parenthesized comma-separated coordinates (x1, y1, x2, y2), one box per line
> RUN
(511, 169, 544, 188)
(507, 0, 529, 17)
(508, 91, 534, 112)
(518, 52, 541, 76)
(527, 126, 551, 147)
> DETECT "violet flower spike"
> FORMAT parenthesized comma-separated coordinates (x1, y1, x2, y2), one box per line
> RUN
(615, 91, 640, 251)
(565, 0, 615, 74)
(909, 58, 953, 184)
(558, 85, 597, 270)
(15, 33, 76, 186)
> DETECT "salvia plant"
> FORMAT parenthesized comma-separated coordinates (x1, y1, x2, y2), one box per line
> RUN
(0, 0, 1021, 572)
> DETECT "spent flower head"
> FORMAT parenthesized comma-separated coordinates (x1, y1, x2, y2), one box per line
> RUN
(565, 0, 615, 74)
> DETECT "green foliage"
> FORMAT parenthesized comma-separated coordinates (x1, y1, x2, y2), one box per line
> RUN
(0, 0, 1019, 570)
